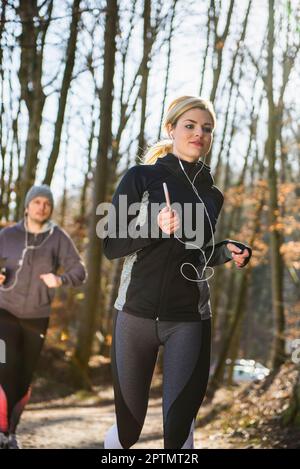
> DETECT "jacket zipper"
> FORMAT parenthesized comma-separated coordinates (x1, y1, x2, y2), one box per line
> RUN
(156, 242, 176, 320)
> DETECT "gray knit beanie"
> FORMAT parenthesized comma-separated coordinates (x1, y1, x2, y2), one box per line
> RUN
(24, 184, 54, 211)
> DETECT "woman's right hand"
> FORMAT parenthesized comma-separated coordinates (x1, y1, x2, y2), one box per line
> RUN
(0, 274, 6, 285)
(157, 206, 180, 235)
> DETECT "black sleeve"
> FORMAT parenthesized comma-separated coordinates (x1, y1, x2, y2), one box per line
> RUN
(103, 166, 160, 260)
(204, 239, 252, 267)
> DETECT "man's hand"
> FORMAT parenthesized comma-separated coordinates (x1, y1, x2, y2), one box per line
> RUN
(40, 273, 62, 288)
(0, 274, 6, 285)
(226, 242, 251, 268)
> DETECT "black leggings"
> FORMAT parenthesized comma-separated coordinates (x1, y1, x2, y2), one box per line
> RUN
(0, 308, 48, 434)
(105, 310, 211, 449)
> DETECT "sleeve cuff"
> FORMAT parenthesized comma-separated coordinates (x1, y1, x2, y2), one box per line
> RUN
(60, 275, 68, 285)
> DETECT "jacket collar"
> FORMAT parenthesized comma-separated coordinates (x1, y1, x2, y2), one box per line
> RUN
(155, 152, 214, 188)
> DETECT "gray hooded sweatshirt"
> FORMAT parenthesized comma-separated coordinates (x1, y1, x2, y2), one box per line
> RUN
(0, 219, 87, 318)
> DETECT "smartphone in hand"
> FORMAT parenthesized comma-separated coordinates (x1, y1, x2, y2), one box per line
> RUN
(163, 182, 171, 210)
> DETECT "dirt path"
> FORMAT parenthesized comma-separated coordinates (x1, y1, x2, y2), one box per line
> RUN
(17, 361, 300, 449)
(19, 386, 234, 449)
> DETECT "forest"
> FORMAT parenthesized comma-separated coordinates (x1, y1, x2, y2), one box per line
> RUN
(0, 0, 299, 449)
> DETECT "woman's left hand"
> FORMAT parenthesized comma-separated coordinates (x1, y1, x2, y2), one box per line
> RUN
(226, 242, 251, 268)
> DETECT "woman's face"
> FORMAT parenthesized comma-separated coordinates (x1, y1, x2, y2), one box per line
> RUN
(167, 108, 214, 162)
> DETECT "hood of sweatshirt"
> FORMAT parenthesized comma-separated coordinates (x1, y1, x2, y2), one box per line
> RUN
(14, 218, 57, 247)
(16, 218, 56, 234)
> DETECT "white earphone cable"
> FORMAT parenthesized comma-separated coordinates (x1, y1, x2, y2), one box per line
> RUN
(171, 152, 216, 283)
(0, 218, 55, 292)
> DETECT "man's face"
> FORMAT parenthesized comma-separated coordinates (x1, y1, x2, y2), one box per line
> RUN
(26, 197, 52, 224)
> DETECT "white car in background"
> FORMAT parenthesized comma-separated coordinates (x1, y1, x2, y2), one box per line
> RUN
(225, 359, 270, 383)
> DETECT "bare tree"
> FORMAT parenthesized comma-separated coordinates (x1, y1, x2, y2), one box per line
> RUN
(209, 191, 265, 397)
(0, 0, 8, 215)
(157, 0, 178, 140)
(209, 0, 234, 104)
(43, 0, 82, 185)
(74, 0, 118, 378)
(17, 0, 53, 215)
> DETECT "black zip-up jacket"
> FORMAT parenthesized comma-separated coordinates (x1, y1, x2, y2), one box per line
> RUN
(103, 152, 251, 321)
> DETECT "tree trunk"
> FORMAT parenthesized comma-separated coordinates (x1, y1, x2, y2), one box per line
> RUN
(266, 0, 285, 369)
(157, 0, 177, 140)
(79, 100, 96, 222)
(74, 0, 118, 378)
(0, 1, 7, 218)
(17, 0, 53, 215)
(226, 319, 242, 386)
(209, 0, 234, 104)
(136, 0, 152, 161)
(214, 0, 251, 182)
(208, 267, 250, 397)
(282, 365, 300, 427)
(208, 193, 264, 397)
(43, 0, 81, 185)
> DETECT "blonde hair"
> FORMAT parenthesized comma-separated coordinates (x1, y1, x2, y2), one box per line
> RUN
(142, 96, 216, 165)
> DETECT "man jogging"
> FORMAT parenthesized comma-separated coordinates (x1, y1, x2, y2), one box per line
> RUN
(0, 184, 86, 449)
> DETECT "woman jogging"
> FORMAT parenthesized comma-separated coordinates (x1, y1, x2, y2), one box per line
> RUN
(0, 185, 86, 449)
(103, 96, 252, 449)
